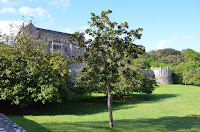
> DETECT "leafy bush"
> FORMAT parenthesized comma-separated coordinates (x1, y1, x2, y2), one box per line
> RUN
(0, 30, 73, 106)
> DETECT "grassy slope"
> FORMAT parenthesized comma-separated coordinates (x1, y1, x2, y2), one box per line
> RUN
(9, 85, 200, 132)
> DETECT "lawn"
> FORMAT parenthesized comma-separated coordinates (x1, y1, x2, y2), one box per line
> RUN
(8, 84, 200, 132)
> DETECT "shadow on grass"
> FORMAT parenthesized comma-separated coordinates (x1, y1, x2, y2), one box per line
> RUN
(0, 93, 178, 116)
(37, 115, 200, 132)
(9, 114, 200, 132)
(9, 116, 51, 132)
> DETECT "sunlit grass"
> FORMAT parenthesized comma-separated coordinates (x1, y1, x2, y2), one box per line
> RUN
(9, 85, 200, 132)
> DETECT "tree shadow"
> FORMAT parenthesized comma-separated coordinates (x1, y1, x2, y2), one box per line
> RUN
(0, 93, 178, 116)
(38, 93, 178, 116)
(0, 94, 178, 115)
(38, 115, 200, 132)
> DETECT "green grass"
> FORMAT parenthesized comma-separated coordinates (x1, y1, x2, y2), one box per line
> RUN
(8, 84, 200, 132)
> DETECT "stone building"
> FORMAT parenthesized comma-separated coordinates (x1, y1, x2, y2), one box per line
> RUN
(25, 23, 85, 73)
(25, 23, 85, 57)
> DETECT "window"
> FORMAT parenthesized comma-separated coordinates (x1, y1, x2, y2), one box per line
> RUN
(53, 45, 61, 51)
(64, 48, 67, 53)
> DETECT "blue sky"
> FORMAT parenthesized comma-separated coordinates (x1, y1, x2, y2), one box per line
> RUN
(0, 0, 200, 52)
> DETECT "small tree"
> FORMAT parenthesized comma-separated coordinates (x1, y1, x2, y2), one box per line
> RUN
(70, 10, 147, 128)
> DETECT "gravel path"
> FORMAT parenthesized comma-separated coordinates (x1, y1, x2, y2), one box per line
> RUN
(0, 113, 26, 132)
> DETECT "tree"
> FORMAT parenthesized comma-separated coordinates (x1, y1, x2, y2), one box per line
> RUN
(134, 53, 156, 69)
(162, 54, 190, 66)
(181, 48, 200, 62)
(150, 48, 181, 58)
(0, 27, 73, 106)
(69, 10, 147, 128)
(173, 61, 199, 85)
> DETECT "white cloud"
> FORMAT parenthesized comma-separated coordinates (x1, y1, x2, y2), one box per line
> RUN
(0, 7, 17, 14)
(19, 6, 48, 17)
(183, 35, 195, 39)
(79, 26, 89, 30)
(62, 26, 93, 40)
(155, 40, 171, 50)
(0, 21, 22, 35)
(62, 26, 87, 34)
(48, 0, 71, 8)
(0, 0, 8, 4)
(61, 26, 93, 40)
(0, 0, 19, 7)
(63, 27, 74, 34)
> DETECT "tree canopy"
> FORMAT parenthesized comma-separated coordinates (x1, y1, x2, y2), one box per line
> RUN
(181, 48, 200, 62)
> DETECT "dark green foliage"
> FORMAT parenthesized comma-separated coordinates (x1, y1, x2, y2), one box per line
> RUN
(149, 48, 190, 65)
(150, 48, 181, 60)
(162, 54, 190, 66)
(114, 59, 156, 95)
(0, 29, 73, 106)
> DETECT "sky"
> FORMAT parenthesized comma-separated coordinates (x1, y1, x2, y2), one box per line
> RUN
(0, 0, 200, 52)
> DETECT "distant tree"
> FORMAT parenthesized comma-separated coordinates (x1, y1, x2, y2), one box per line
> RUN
(173, 62, 199, 85)
(181, 48, 200, 62)
(135, 53, 156, 69)
(162, 54, 190, 66)
(147, 48, 192, 67)
(69, 10, 150, 128)
(150, 48, 181, 58)
(150, 48, 182, 64)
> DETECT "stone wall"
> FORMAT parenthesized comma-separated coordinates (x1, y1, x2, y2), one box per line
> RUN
(141, 66, 173, 84)
(151, 66, 173, 84)
(140, 69, 155, 79)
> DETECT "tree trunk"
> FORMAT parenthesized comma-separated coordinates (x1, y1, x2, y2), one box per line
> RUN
(185, 80, 186, 88)
(107, 80, 114, 128)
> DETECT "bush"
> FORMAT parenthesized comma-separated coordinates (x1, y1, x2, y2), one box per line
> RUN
(0, 30, 73, 106)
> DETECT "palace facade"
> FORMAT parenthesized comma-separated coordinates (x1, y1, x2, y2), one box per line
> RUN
(24, 23, 85, 74)
(25, 23, 85, 57)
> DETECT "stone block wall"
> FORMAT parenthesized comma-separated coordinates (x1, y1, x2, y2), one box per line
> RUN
(151, 66, 173, 84)
(141, 66, 173, 84)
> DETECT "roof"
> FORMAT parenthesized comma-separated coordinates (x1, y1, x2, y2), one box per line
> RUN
(36, 27, 71, 37)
